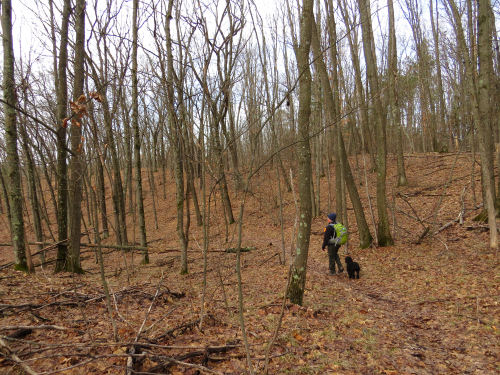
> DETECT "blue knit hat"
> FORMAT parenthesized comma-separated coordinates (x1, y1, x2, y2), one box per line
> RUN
(327, 213, 336, 222)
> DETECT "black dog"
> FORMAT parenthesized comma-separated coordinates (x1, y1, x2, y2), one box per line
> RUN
(345, 256, 360, 279)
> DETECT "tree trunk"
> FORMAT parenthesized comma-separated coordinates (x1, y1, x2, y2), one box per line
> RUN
(165, 0, 188, 274)
(289, 0, 313, 306)
(338, 0, 376, 169)
(132, 0, 148, 263)
(87, 98, 109, 239)
(0, 167, 11, 225)
(429, 0, 449, 151)
(67, 0, 86, 273)
(19, 101, 44, 262)
(54, 0, 71, 272)
(121, 94, 134, 214)
(225, 99, 243, 190)
(388, 0, 408, 186)
(2, 0, 27, 270)
(477, 0, 498, 248)
(101, 88, 128, 246)
(357, 0, 394, 246)
(323, 0, 344, 222)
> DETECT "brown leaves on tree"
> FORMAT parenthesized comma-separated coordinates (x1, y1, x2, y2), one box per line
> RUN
(70, 94, 88, 118)
(89, 91, 103, 103)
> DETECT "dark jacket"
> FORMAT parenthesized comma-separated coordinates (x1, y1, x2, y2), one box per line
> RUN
(322, 223, 337, 250)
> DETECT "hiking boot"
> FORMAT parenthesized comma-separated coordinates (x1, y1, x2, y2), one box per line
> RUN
(329, 271, 336, 276)
(338, 268, 344, 273)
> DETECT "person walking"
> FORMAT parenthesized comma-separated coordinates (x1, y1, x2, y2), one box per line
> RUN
(322, 213, 344, 275)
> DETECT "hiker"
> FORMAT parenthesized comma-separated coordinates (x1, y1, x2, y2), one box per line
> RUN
(321, 213, 344, 275)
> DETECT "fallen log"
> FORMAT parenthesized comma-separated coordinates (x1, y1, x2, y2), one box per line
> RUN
(224, 246, 256, 253)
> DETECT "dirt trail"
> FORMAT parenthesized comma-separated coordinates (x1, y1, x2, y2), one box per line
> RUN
(306, 246, 499, 375)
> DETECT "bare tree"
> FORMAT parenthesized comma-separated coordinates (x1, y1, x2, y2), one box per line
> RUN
(357, 0, 394, 246)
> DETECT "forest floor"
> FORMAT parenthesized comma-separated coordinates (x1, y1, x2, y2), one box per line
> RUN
(0, 152, 498, 374)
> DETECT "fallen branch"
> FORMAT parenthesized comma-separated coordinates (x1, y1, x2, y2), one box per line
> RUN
(2, 336, 241, 352)
(0, 336, 39, 375)
(0, 242, 147, 252)
(0, 325, 67, 331)
(224, 246, 256, 253)
(0, 300, 80, 312)
(147, 353, 225, 375)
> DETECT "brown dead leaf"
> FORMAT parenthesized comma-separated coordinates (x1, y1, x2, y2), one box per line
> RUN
(293, 331, 305, 342)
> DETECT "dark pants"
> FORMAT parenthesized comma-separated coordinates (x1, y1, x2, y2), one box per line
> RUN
(327, 244, 343, 274)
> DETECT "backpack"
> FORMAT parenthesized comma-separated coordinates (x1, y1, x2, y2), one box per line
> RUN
(328, 222, 348, 246)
